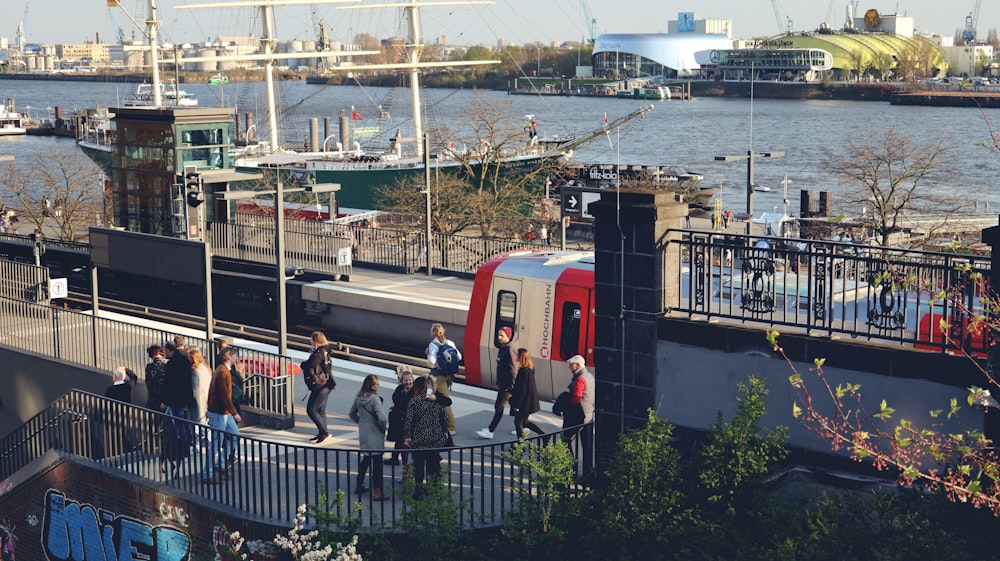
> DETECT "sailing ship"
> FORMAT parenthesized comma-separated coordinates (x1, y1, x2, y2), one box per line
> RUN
(80, 0, 652, 212)
(177, 0, 656, 212)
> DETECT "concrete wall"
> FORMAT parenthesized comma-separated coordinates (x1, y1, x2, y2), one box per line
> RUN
(0, 345, 137, 438)
(654, 318, 984, 456)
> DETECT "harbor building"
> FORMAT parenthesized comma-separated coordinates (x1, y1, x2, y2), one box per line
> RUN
(592, 13, 733, 79)
(594, 10, 952, 83)
(700, 11, 949, 82)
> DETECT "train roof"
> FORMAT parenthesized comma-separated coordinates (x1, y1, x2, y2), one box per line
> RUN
(487, 250, 595, 281)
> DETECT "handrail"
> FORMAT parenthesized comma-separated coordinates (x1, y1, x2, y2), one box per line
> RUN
(0, 390, 593, 529)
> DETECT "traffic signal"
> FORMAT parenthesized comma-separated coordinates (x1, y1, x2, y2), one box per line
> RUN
(185, 171, 204, 208)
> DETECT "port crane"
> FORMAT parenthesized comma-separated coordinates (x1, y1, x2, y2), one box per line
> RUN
(962, 0, 982, 45)
(580, 0, 598, 44)
(769, 0, 792, 35)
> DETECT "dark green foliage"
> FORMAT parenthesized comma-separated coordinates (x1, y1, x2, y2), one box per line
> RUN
(297, 376, 998, 561)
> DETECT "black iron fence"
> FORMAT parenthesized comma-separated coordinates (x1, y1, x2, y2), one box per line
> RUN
(215, 213, 547, 278)
(667, 231, 992, 354)
(0, 391, 593, 529)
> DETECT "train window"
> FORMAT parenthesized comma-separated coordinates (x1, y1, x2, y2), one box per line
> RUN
(495, 290, 516, 341)
(559, 302, 582, 359)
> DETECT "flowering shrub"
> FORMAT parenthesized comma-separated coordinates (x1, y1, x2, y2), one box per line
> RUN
(213, 505, 363, 561)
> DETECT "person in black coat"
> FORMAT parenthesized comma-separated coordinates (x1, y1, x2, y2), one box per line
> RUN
(477, 326, 518, 439)
(159, 341, 193, 419)
(104, 366, 138, 403)
(385, 366, 415, 466)
(509, 348, 544, 438)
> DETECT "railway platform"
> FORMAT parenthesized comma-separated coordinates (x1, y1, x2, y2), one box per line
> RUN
(239, 352, 565, 449)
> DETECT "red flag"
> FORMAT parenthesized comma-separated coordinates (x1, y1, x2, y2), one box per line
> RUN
(604, 113, 608, 125)
(351, 110, 363, 120)
(107, 0, 120, 6)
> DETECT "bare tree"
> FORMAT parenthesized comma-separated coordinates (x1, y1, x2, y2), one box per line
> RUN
(374, 173, 479, 235)
(824, 128, 970, 247)
(0, 147, 106, 242)
(430, 92, 553, 237)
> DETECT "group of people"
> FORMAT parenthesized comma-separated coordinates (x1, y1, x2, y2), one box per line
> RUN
(0, 204, 18, 234)
(108, 323, 594, 490)
(300, 328, 456, 498)
(141, 335, 246, 484)
(476, 324, 595, 471)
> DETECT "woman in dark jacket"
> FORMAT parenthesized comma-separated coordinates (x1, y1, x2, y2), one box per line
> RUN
(306, 331, 336, 444)
(403, 376, 450, 487)
(144, 345, 167, 411)
(509, 348, 545, 438)
(385, 366, 414, 466)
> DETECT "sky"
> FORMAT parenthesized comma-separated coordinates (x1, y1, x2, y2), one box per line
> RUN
(9, 1, 1000, 48)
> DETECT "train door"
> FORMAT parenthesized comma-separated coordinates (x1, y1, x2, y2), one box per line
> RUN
(483, 276, 521, 388)
(546, 284, 594, 398)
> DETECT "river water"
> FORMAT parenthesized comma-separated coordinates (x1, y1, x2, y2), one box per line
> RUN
(2, 78, 1000, 215)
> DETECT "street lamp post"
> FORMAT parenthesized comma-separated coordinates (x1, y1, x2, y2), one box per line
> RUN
(423, 132, 432, 276)
(218, 182, 340, 357)
(715, 150, 784, 235)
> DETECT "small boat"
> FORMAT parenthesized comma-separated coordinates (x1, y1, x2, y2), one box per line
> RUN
(123, 82, 198, 107)
(752, 184, 771, 192)
(208, 73, 229, 85)
(616, 86, 671, 100)
(0, 98, 27, 136)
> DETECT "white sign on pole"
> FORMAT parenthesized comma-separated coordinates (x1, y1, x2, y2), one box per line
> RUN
(49, 278, 68, 299)
(338, 247, 352, 266)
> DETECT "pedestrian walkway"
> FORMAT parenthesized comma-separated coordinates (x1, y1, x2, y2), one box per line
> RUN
(240, 357, 564, 449)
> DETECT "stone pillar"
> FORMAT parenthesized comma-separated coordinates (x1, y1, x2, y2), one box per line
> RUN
(980, 217, 1000, 443)
(587, 190, 687, 468)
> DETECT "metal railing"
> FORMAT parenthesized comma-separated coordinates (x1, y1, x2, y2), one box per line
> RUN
(667, 231, 992, 353)
(0, 260, 50, 302)
(0, 390, 593, 529)
(208, 217, 354, 279)
(213, 213, 546, 278)
(0, 295, 294, 419)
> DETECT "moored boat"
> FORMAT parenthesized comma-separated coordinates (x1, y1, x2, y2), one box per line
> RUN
(208, 73, 229, 85)
(616, 85, 672, 100)
(123, 81, 198, 107)
(0, 98, 28, 136)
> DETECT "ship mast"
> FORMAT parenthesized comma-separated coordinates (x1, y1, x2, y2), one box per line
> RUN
(337, 1, 497, 158)
(148, 0, 162, 106)
(405, 0, 424, 158)
(177, 0, 379, 153)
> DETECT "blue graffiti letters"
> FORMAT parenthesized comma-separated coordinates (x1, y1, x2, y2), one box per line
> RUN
(42, 490, 190, 561)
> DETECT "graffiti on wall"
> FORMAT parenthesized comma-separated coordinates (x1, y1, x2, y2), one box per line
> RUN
(0, 520, 16, 561)
(41, 489, 190, 561)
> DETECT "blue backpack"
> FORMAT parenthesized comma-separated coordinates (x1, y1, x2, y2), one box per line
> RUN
(436, 342, 460, 375)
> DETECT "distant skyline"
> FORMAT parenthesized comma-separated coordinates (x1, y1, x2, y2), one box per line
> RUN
(9, 1, 1000, 48)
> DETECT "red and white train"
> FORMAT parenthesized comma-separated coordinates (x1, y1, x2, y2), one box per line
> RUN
(463, 250, 596, 400)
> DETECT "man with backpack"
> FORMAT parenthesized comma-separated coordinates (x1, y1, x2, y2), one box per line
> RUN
(426, 322, 461, 435)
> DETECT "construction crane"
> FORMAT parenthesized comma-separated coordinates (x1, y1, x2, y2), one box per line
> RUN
(311, 7, 330, 72)
(769, 0, 792, 35)
(580, 0, 598, 44)
(962, 0, 982, 45)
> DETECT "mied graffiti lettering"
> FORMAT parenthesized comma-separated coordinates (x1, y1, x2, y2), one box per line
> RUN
(42, 489, 190, 561)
